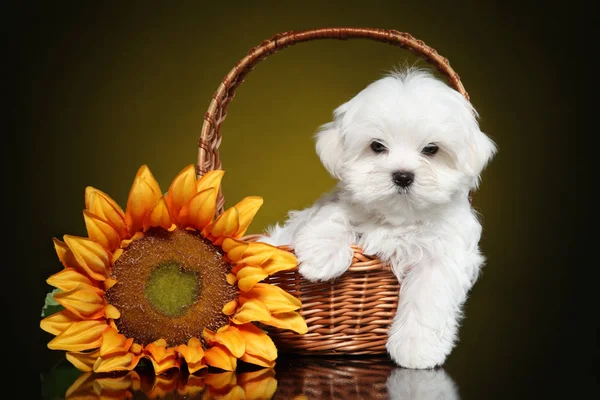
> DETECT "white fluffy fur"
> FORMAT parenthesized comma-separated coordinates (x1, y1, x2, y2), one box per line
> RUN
(259, 68, 496, 369)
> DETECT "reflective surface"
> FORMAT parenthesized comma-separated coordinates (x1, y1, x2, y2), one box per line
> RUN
(42, 356, 463, 400)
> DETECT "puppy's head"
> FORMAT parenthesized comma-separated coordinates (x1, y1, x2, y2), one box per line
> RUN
(316, 68, 496, 215)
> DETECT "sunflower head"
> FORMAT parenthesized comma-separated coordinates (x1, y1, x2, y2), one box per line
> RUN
(41, 164, 307, 374)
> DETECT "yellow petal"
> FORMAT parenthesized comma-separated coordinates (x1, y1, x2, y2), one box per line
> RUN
(85, 187, 129, 239)
(210, 326, 246, 358)
(40, 309, 81, 336)
(217, 386, 246, 400)
(54, 286, 106, 319)
(237, 323, 277, 362)
(231, 299, 271, 325)
(226, 273, 237, 286)
(240, 369, 277, 399)
(83, 210, 121, 251)
(65, 349, 101, 372)
(136, 165, 162, 194)
(48, 320, 107, 351)
(104, 304, 121, 319)
(93, 352, 142, 373)
(264, 311, 308, 334)
(196, 169, 225, 193)
(221, 237, 249, 259)
(236, 267, 268, 292)
(142, 197, 173, 231)
(46, 268, 96, 292)
(100, 326, 133, 357)
(241, 283, 302, 313)
(104, 278, 117, 290)
(203, 207, 239, 245)
(64, 236, 110, 281)
(166, 164, 197, 222)
(204, 344, 237, 371)
(240, 353, 277, 371)
(125, 173, 162, 234)
(178, 188, 217, 230)
(222, 300, 238, 316)
(233, 196, 263, 238)
(261, 249, 298, 275)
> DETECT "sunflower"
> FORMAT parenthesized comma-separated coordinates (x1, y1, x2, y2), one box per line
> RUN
(41, 164, 307, 374)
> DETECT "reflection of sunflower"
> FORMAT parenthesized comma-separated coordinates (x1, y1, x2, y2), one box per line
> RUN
(66, 368, 277, 400)
(41, 164, 307, 374)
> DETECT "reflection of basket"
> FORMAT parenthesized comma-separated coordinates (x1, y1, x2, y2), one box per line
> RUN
(273, 356, 394, 399)
(196, 28, 470, 355)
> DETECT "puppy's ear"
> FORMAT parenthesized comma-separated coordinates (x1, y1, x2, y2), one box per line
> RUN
(315, 120, 345, 179)
(465, 127, 497, 189)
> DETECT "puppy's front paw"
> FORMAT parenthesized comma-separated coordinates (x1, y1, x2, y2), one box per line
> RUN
(294, 236, 353, 282)
(387, 322, 449, 369)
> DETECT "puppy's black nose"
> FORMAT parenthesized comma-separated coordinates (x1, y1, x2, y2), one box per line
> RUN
(392, 171, 414, 188)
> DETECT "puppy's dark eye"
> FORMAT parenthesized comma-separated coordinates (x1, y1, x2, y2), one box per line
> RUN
(370, 141, 387, 153)
(421, 143, 439, 156)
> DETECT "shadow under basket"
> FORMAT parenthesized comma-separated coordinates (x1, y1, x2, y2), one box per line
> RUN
(196, 28, 472, 355)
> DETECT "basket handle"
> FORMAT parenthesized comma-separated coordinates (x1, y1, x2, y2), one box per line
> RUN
(197, 27, 469, 213)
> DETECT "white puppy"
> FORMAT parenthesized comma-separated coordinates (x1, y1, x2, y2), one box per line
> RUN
(260, 68, 496, 369)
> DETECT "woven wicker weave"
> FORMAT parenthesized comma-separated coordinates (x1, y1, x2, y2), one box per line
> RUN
(196, 27, 469, 355)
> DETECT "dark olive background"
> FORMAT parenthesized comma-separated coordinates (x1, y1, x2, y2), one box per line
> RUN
(11, 1, 595, 398)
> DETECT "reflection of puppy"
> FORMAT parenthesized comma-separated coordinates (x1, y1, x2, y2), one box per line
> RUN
(386, 368, 460, 400)
(260, 68, 496, 369)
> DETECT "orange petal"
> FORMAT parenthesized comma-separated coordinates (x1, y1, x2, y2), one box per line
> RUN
(210, 326, 246, 358)
(54, 286, 106, 319)
(166, 164, 197, 222)
(100, 326, 134, 357)
(222, 300, 238, 316)
(40, 309, 81, 336)
(142, 197, 173, 231)
(175, 338, 207, 374)
(53, 238, 81, 270)
(85, 187, 129, 239)
(203, 207, 239, 245)
(204, 345, 237, 371)
(237, 323, 277, 362)
(104, 304, 121, 319)
(178, 188, 217, 230)
(48, 320, 107, 351)
(65, 349, 101, 372)
(240, 283, 301, 313)
(196, 170, 225, 193)
(236, 266, 268, 292)
(217, 386, 246, 400)
(231, 299, 271, 325)
(93, 352, 142, 373)
(125, 170, 163, 234)
(46, 268, 96, 292)
(83, 210, 121, 252)
(145, 339, 180, 374)
(64, 236, 110, 281)
(240, 352, 276, 369)
(135, 165, 162, 194)
(233, 196, 263, 238)
(264, 311, 308, 334)
(239, 368, 277, 399)
(238, 243, 278, 267)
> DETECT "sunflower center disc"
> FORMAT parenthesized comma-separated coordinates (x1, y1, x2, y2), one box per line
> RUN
(106, 228, 237, 346)
(145, 262, 200, 317)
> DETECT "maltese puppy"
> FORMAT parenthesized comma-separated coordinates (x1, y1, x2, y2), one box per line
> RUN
(259, 67, 496, 369)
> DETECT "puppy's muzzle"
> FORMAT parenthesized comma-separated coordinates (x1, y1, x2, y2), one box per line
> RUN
(392, 171, 414, 188)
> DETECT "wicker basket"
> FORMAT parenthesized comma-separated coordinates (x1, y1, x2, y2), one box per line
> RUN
(196, 28, 469, 355)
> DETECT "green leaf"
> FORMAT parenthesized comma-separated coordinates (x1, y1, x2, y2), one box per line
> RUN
(41, 288, 65, 317)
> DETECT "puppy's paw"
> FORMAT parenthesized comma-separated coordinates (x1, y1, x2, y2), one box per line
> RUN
(294, 236, 353, 282)
(387, 322, 449, 369)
